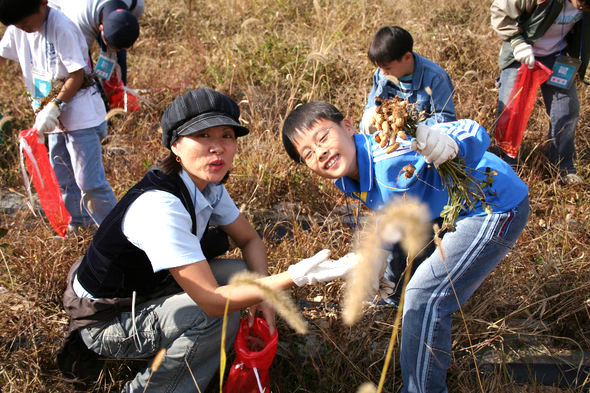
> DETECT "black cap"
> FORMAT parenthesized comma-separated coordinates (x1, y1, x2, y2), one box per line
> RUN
(102, 1, 140, 49)
(161, 88, 250, 149)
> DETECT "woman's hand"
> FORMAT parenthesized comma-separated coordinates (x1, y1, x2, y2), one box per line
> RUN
(248, 301, 277, 335)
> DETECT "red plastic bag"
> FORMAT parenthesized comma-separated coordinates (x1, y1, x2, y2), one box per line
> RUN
(19, 128, 71, 237)
(496, 61, 552, 158)
(102, 66, 140, 112)
(106, 88, 140, 112)
(223, 317, 278, 393)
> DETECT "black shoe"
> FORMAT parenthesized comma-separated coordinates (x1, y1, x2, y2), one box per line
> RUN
(373, 291, 401, 308)
(57, 330, 103, 390)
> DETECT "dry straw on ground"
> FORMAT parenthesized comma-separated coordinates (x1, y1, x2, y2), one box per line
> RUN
(0, 0, 589, 392)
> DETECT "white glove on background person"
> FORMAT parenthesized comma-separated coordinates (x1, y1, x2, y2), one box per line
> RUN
(288, 250, 357, 286)
(361, 106, 377, 133)
(34, 101, 60, 142)
(410, 124, 459, 167)
(512, 42, 535, 69)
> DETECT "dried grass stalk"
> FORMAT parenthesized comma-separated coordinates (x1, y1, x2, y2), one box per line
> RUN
(229, 271, 308, 334)
(151, 348, 166, 372)
(142, 348, 167, 393)
(356, 382, 377, 393)
(342, 198, 430, 325)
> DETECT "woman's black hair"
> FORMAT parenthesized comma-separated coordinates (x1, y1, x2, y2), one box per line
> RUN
(281, 101, 344, 163)
(368, 26, 413, 67)
(157, 151, 182, 176)
(0, 0, 43, 26)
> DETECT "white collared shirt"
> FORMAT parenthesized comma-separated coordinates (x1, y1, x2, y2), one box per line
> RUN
(121, 169, 240, 272)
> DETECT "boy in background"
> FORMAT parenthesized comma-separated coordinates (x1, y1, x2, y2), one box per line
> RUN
(360, 26, 458, 303)
(361, 26, 456, 132)
(0, 0, 117, 229)
(282, 101, 529, 393)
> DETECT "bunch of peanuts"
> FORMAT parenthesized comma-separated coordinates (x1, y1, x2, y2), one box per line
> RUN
(368, 96, 420, 153)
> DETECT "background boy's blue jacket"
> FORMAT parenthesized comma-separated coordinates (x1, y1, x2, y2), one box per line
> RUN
(335, 120, 528, 220)
(364, 52, 457, 127)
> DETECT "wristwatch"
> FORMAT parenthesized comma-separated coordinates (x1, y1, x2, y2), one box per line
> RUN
(51, 98, 66, 111)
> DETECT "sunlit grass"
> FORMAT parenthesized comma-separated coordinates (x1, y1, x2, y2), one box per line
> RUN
(0, 0, 589, 392)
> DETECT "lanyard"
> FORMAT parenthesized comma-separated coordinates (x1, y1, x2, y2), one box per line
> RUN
(193, 182, 198, 210)
(28, 9, 51, 71)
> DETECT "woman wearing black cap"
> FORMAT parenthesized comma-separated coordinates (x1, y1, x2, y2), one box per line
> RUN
(58, 88, 355, 392)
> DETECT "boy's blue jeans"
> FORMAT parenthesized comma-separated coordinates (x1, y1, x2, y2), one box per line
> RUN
(79, 259, 246, 393)
(48, 121, 117, 227)
(399, 196, 529, 393)
(497, 55, 579, 175)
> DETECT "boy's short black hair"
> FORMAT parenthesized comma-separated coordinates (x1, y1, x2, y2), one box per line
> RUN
(281, 101, 344, 163)
(0, 0, 43, 26)
(368, 26, 414, 67)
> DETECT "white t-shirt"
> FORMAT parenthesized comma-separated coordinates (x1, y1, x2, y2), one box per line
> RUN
(48, 0, 145, 49)
(0, 8, 106, 131)
(533, 1, 583, 56)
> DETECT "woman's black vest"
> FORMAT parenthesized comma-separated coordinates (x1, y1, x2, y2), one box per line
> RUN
(76, 169, 198, 299)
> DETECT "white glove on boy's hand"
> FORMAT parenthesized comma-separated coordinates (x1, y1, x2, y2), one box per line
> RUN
(288, 250, 357, 287)
(34, 101, 60, 141)
(410, 124, 459, 167)
(513, 42, 535, 69)
(361, 106, 377, 134)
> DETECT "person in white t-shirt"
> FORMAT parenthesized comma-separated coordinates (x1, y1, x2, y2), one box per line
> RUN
(49, 0, 142, 89)
(0, 0, 117, 229)
(59, 88, 356, 392)
(491, 0, 589, 184)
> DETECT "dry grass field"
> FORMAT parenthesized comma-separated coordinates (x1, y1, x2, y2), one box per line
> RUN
(0, 0, 589, 392)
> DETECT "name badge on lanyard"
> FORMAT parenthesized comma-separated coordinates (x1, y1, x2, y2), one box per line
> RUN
(31, 68, 52, 110)
(546, 55, 581, 89)
(95, 52, 116, 80)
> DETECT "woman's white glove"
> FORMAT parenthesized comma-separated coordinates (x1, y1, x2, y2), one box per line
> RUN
(410, 124, 458, 167)
(34, 101, 60, 142)
(513, 42, 535, 69)
(288, 250, 357, 287)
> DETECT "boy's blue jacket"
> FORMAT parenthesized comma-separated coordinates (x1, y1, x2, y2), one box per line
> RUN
(335, 120, 529, 220)
(364, 52, 456, 127)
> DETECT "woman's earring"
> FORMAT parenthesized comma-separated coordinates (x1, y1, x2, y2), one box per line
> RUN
(175, 155, 181, 162)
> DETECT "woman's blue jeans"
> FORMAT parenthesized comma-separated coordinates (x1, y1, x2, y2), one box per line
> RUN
(401, 196, 529, 393)
(497, 55, 580, 175)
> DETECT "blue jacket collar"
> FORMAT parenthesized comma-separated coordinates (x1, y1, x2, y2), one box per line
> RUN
(334, 133, 374, 193)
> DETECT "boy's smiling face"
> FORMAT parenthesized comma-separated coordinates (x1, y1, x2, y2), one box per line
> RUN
(292, 118, 359, 181)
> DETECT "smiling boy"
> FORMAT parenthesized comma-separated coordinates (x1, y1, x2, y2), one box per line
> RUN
(282, 101, 529, 393)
